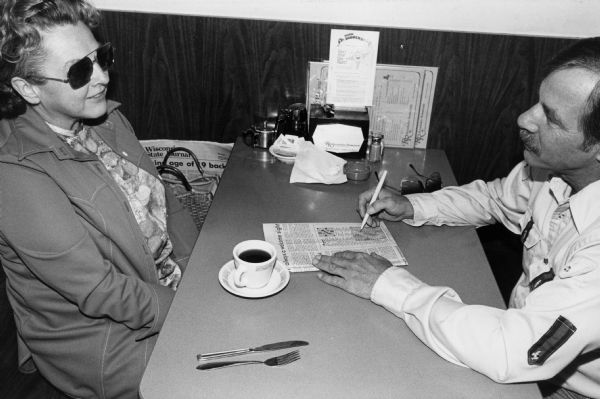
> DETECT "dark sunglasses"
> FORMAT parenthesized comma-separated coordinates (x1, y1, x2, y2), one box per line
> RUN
(35, 42, 114, 90)
(375, 164, 442, 195)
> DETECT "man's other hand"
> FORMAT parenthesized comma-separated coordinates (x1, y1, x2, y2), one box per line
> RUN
(312, 251, 393, 299)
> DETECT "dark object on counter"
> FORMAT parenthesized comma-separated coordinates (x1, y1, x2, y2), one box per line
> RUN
(408, 163, 442, 192)
(276, 103, 308, 139)
(374, 165, 442, 195)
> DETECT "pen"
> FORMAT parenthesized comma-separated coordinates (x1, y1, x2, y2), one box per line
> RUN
(360, 170, 387, 230)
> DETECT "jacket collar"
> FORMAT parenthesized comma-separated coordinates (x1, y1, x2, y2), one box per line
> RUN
(9, 100, 121, 161)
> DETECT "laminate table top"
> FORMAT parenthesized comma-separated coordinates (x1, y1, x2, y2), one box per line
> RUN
(140, 140, 541, 399)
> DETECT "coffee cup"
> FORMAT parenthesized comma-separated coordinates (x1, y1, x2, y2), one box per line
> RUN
(233, 240, 277, 289)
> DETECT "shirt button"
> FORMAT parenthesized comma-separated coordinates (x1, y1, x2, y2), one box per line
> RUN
(563, 265, 571, 272)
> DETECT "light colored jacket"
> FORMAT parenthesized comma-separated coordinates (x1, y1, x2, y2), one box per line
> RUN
(372, 161, 600, 398)
(0, 102, 198, 398)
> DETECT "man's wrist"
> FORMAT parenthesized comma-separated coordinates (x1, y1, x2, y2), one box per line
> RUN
(371, 267, 424, 310)
(402, 194, 437, 226)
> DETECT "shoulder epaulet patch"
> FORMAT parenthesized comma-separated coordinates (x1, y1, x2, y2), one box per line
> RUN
(528, 316, 576, 365)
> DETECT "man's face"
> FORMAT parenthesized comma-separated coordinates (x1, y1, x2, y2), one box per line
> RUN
(517, 67, 600, 176)
(31, 22, 109, 129)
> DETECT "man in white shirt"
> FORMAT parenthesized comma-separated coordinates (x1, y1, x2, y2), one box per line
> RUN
(312, 37, 600, 399)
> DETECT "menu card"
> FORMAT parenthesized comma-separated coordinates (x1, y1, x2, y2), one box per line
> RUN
(263, 222, 407, 272)
(326, 29, 380, 108)
(371, 64, 438, 149)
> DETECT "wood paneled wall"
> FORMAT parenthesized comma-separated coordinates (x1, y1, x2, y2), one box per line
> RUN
(98, 11, 573, 184)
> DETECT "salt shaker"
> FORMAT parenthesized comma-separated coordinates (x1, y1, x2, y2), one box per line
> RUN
(368, 134, 383, 163)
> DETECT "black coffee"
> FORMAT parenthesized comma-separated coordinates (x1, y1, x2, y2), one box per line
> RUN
(238, 249, 272, 263)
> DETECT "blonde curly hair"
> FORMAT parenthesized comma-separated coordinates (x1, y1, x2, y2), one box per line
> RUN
(0, 0, 100, 118)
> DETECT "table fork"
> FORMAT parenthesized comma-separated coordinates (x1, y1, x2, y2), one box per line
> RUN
(196, 350, 300, 370)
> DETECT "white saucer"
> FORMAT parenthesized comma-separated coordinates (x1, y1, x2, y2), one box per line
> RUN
(269, 145, 296, 163)
(218, 260, 290, 298)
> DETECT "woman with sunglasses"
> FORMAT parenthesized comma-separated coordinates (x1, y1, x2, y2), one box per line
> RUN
(0, 1, 198, 397)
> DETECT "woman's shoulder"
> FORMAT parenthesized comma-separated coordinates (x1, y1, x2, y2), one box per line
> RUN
(0, 109, 44, 160)
(0, 106, 65, 162)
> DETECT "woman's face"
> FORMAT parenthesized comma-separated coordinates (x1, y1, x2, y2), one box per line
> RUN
(32, 22, 109, 129)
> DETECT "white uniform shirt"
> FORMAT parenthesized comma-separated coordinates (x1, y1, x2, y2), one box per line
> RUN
(371, 161, 600, 398)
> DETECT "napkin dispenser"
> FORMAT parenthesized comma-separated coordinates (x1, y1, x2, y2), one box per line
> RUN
(308, 104, 369, 159)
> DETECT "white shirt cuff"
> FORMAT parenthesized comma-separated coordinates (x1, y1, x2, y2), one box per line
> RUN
(403, 194, 441, 226)
(371, 266, 424, 312)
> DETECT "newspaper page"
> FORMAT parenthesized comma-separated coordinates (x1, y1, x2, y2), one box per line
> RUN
(326, 29, 379, 108)
(141, 139, 233, 195)
(263, 222, 407, 272)
(370, 65, 438, 149)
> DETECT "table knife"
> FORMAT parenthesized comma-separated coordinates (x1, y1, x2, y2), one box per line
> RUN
(197, 340, 308, 360)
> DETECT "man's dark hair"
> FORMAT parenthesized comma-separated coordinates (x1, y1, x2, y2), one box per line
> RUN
(544, 37, 600, 148)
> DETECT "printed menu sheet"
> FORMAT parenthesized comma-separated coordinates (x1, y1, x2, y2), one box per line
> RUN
(263, 222, 407, 272)
(326, 29, 380, 108)
(371, 64, 438, 149)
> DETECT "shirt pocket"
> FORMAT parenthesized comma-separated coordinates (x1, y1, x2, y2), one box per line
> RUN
(519, 210, 541, 250)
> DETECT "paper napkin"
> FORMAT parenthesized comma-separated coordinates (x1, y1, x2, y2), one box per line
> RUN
(290, 141, 347, 184)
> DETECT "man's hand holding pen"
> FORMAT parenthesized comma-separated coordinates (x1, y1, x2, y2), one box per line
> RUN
(357, 187, 415, 227)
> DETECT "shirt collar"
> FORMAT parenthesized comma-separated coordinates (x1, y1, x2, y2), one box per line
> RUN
(548, 176, 572, 204)
(569, 178, 600, 233)
(46, 122, 76, 137)
(549, 175, 600, 233)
